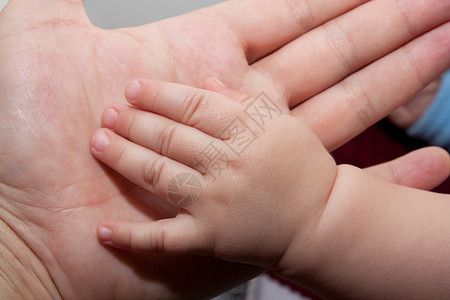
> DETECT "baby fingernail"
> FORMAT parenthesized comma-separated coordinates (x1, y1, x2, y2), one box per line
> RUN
(103, 108, 118, 129)
(125, 80, 141, 102)
(98, 226, 112, 242)
(93, 131, 110, 153)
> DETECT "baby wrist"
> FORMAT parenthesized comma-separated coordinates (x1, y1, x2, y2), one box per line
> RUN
(272, 165, 362, 286)
(272, 163, 341, 279)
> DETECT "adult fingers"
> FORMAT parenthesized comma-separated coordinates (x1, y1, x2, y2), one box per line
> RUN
(124, 0, 368, 65)
(365, 147, 450, 191)
(251, 0, 450, 107)
(2, 0, 89, 27)
(293, 22, 450, 150)
(215, 0, 370, 63)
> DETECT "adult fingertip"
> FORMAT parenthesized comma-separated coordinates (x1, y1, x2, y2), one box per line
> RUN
(403, 147, 450, 190)
(432, 146, 450, 177)
(420, 147, 450, 173)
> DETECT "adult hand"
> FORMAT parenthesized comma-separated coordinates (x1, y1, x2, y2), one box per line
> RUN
(0, 0, 448, 298)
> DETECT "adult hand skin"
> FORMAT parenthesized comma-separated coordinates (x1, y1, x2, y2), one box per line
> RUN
(0, 0, 448, 298)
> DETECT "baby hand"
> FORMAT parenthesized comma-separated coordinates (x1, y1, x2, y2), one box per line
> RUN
(91, 79, 337, 268)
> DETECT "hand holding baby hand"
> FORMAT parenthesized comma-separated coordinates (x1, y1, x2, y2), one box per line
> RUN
(91, 79, 337, 268)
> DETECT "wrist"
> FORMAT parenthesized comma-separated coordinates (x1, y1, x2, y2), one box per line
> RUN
(273, 165, 450, 298)
(0, 204, 61, 299)
(271, 155, 339, 278)
(273, 165, 361, 292)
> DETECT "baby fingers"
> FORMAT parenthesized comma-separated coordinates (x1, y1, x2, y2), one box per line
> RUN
(98, 215, 213, 255)
(124, 79, 248, 138)
(100, 105, 225, 172)
(91, 128, 205, 208)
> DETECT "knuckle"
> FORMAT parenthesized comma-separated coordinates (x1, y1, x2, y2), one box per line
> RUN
(388, 161, 403, 185)
(180, 91, 207, 125)
(393, 0, 416, 37)
(128, 225, 165, 253)
(143, 156, 167, 191)
(286, 0, 315, 32)
(323, 19, 359, 73)
(125, 112, 139, 140)
(152, 225, 165, 253)
(401, 47, 427, 90)
(156, 123, 178, 156)
(151, 85, 163, 105)
(128, 228, 146, 251)
(127, 228, 136, 250)
(112, 143, 128, 167)
(342, 80, 376, 128)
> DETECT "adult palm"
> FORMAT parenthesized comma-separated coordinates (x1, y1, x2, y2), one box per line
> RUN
(0, 0, 448, 298)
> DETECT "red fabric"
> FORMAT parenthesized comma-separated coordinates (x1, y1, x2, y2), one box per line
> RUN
(271, 119, 450, 299)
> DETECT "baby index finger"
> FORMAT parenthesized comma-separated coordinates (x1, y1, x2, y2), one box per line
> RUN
(101, 104, 226, 173)
(124, 79, 247, 139)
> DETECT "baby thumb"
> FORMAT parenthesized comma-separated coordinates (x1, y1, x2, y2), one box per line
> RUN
(98, 215, 212, 255)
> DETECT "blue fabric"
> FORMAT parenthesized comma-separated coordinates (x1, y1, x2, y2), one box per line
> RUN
(407, 70, 450, 152)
